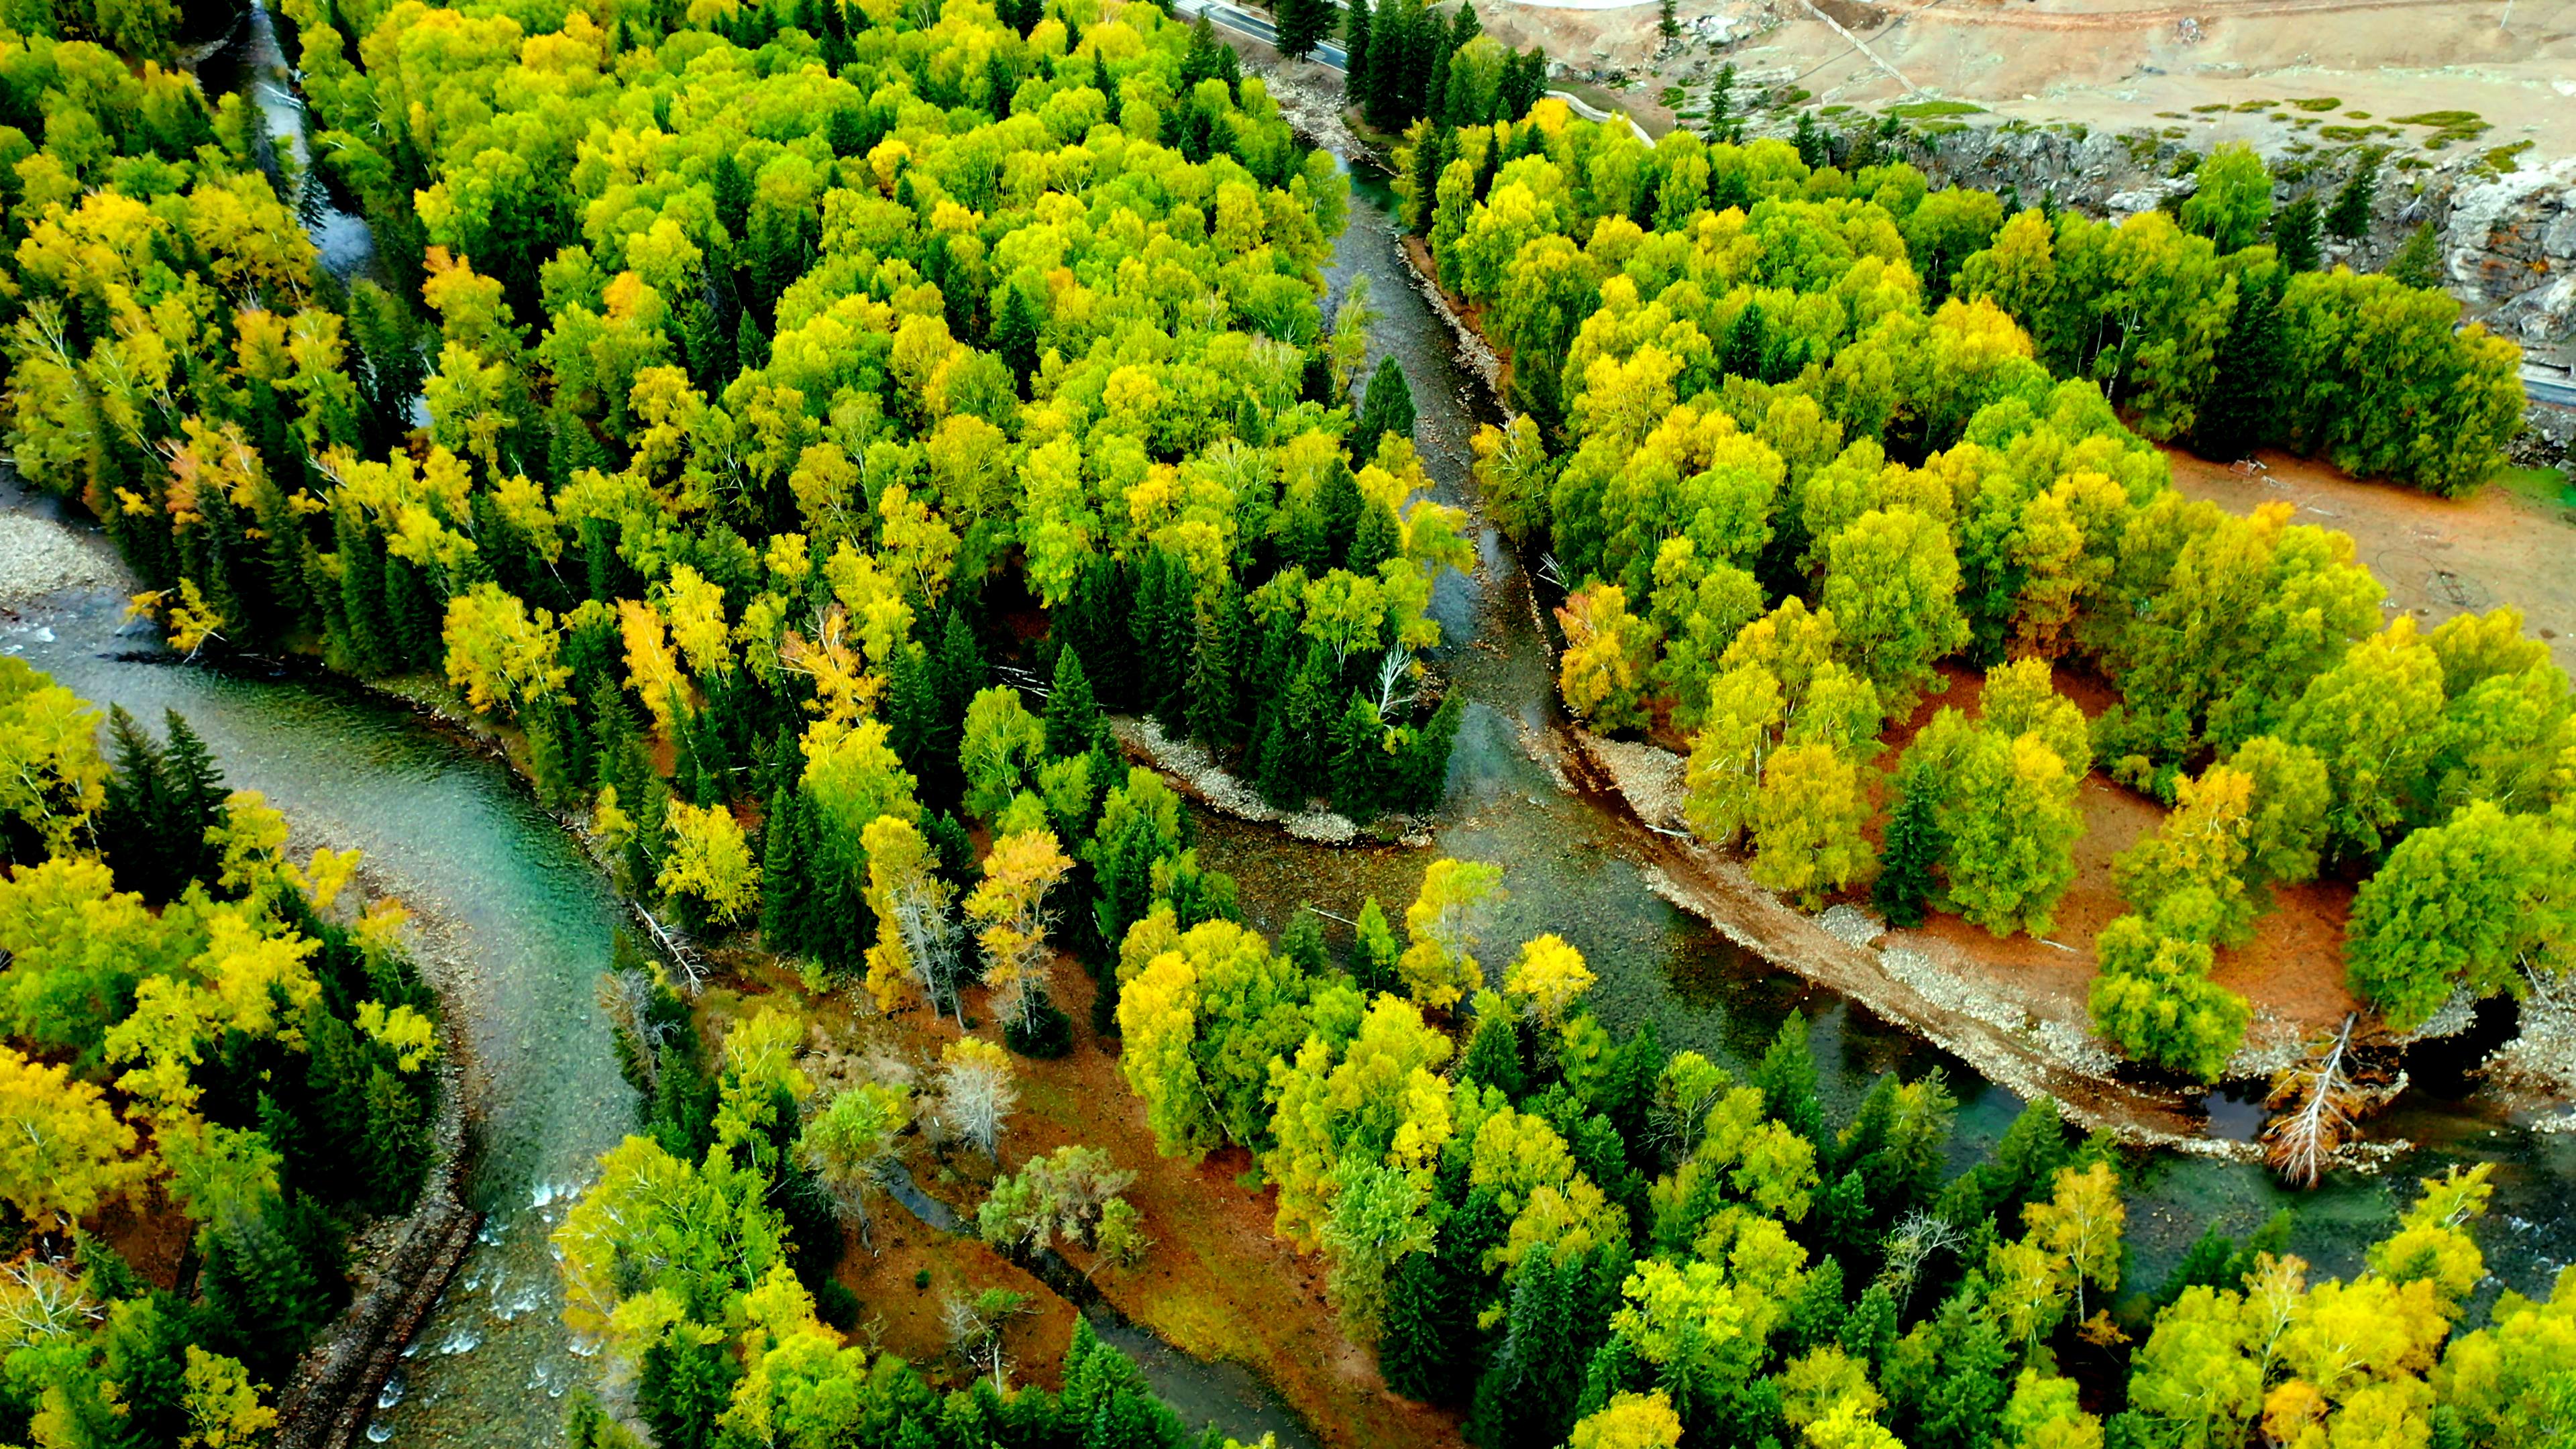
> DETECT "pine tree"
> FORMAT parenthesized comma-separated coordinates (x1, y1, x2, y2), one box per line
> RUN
(1753, 1011, 1825, 1144)
(1181, 14, 1226, 90)
(1872, 761, 1944, 928)
(2386, 219, 2442, 288)
(1045, 645, 1110, 759)
(1467, 1245, 1580, 1449)
(360, 1065, 429, 1212)
(334, 508, 397, 674)
(1458, 1007, 1525, 1097)
(2325, 151, 2379, 241)
(100, 706, 175, 900)
(1365, 0, 1415, 129)
(2192, 268, 2287, 462)
(1185, 578, 1246, 751)
(1377, 1246, 1462, 1402)
(1328, 692, 1388, 818)
(1344, 0, 1374, 107)
(761, 788, 813, 959)
(991, 283, 1041, 391)
(1391, 693, 1461, 814)
(1350, 499, 1403, 575)
(1279, 0, 1332, 62)
(1256, 651, 1332, 810)
(1130, 550, 1196, 731)
(1657, 0, 1677, 40)
(1315, 460, 1364, 568)
(1357, 357, 1417, 453)
(2271, 193, 2322, 272)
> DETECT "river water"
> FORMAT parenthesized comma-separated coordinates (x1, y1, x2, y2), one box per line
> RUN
(1, 42, 2562, 1449)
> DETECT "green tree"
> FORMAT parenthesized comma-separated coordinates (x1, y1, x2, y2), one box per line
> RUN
(1874, 759, 1944, 929)
(2343, 800, 2575, 1030)
(1822, 508, 1969, 710)
(2386, 221, 2442, 288)
(1356, 356, 1417, 451)
(2180, 144, 2275, 254)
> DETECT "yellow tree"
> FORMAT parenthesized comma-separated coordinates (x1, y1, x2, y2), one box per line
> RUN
(442, 582, 568, 716)
(1570, 1391, 1684, 1449)
(659, 800, 761, 926)
(0, 1044, 146, 1228)
(0, 659, 107, 853)
(861, 814, 961, 1020)
(965, 828, 1074, 1035)
(1504, 934, 1596, 1027)
(1558, 582, 1658, 735)
(1750, 741, 1876, 906)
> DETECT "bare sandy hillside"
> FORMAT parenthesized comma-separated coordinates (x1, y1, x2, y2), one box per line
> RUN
(1479, 0, 2576, 157)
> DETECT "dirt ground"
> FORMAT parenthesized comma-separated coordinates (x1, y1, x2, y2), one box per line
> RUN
(710, 957, 1465, 1448)
(1876, 663, 2361, 1067)
(1468, 0, 2576, 157)
(2165, 447, 2576, 678)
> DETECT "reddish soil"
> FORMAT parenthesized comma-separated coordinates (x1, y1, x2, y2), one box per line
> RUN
(1872, 659, 2360, 1053)
(706, 955, 1465, 1448)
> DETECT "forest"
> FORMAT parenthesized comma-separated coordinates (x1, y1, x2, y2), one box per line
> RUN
(0, 0, 2569, 1441)
(0, 661, 443, 1446)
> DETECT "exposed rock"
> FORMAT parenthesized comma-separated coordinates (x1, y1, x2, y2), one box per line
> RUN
(2445, 156, 2576, 354)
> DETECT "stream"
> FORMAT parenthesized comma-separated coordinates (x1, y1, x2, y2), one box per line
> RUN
(0, 23, 2563, 1448)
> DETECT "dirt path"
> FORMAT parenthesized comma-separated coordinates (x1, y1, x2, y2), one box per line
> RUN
(2165, 448, 2576, 678)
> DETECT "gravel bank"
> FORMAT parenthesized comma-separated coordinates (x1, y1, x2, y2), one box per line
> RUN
(0, 510, 120, 604)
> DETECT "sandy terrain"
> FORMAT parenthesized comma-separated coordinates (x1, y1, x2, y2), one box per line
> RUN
(0, 508, 120, 604)
(1468, 0, 2576, 160)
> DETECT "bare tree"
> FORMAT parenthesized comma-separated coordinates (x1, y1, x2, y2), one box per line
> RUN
(2262, 1014, 2367, 1189)
(934, 1038, 1018, 1160)
(941, 1287, 1030, 1390)
(1876, 1210, 1966, 1312)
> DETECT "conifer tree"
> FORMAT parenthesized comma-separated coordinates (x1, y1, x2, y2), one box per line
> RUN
(1131, 550, 1197, 733)
(1391, 692, 1462, 813)
(1317, 459, 1365, 566)
(1872, 760, 1943, 929)
(1349, 499, 1403, 574)
(1329, 693, 1389, 818)
(1044, 645, 1110, 760)
(1356, 355, 1417, 451)
(2192, 268, 2287, 461)
(2325, 151, 2379, 241)
(1185, 580, 1246, 751)
(991, 283, 1041, 391)
(1378, 1243, 1468, 1403)
(760, 788, 813, 959)
(1344, 0, 1375, 107)
(2271, 193, 2322, 272)
(1279, 0, 1333, 61)
(1458, 1006, 1525, 1097)
(1657, 0, 1677, 40)
(2386, 220, 2442, 288)
(1468, 1245, 1580, 1449)
(1753, 1011, 1825, 1144)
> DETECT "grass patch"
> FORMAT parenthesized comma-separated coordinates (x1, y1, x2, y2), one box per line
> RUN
(2163, 127, 2188, 139)
(2481, 140, 2534, 173)
(2392, 109, 2491, 148)
(2233, 98, 2279, 112)
(1886, 98, 1984, 119)
(2319, 124, 2396, 143)
(2191, 103, 2230, 114)
(2498, 466, 2571, 504)
(2344, 109, 2372, 119)
(1821, 103, 1854, 116)
(1660, 85, 1684, 106)
(2287, 97, 2342, 112)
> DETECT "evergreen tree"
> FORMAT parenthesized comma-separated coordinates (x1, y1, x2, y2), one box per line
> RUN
(1317, 458, 1365, 566)
(1349, 498, 1403, 574)
(2326, 151, 2379, 241)
(1256, 649, 1334, 809)
(1185, 579, 1246, 751)
(1356, 356, 1417, 451)
(991, 282, 1041, 390)
(1279, 0, 1333, 61)
(360, 1064, 429, 1212)
(1180, 14, 1226, 89)
(1130, 549, 1197, 732)
(1458, 1007, 1525, 1097)
(1344, 0, 1374, 107)
(2192, 266, 2288, 461)
(1657, 0, 1677, 40)
(1391, 692, 1462, 814)
(1467, 1246, 1580, 1449)
(1872, 760, 1943, 929)
(334, 508, 398, 674)
(1044, 645, 1110, 760)
(2271, 193, 2323, 272)
(1723, 298, 1766, 380)
(1328, 692, 1389, 818)
(760, 788, 814, 959)
(1376, 1246, 1461, 1402)
(1753, 1011, 1825, 1144)
(2387, 219, 2443, 288)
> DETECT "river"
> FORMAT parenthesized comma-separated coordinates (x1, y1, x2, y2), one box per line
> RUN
(1, 31, 2565, 1448)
